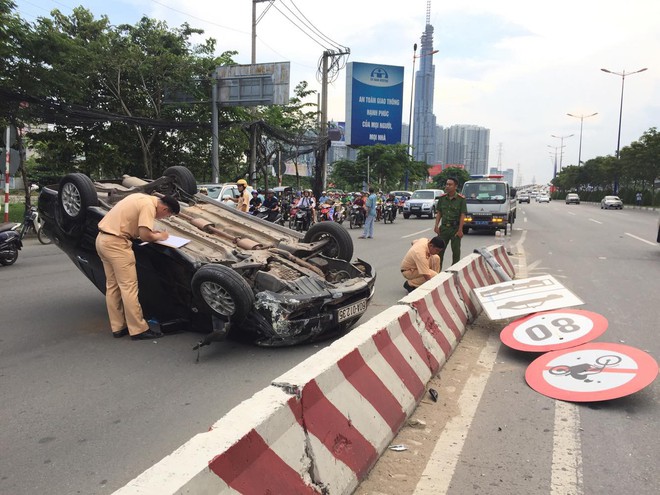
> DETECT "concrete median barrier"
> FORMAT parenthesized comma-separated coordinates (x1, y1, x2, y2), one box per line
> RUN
(113, 245, 515, 495)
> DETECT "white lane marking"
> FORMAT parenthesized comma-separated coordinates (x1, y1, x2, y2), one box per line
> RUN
(625, 232, 656, 246)
(527, 259, 543, 272)
(588, 218, 603, 224)
(402, 228, 431, 239)
(567, 211, 576, 216)
(551, 401, 583, 495)
(413, 332, 500, 495)
(524, 216, 528, 223)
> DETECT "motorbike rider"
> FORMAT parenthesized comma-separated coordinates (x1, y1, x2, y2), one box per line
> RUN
(386, 192, 397, 219)
(249, 189, 262, 214)
(296, 189, 316, 224)
(262, 189, 280, 222)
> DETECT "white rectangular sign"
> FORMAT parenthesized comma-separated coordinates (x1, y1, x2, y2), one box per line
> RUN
(473, 275, 584, 320)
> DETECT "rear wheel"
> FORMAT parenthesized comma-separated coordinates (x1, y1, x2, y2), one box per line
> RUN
(0, 245, 18, 266)
(58, 173, 98, 223)
(304, 221, 353, 261)
(191, 264, 254, 322)
(163, 166, 197, 195)
(37, 227, 52, 245)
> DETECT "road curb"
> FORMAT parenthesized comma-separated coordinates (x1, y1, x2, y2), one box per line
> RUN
(112, 244, 514, 495)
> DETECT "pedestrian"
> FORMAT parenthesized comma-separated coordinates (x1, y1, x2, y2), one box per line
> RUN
(400, 236, 446, 292)
(359, 187, 377, 239)
(636, 191, 642, 207)
(95, 193, 180, 340)
(434, 177, 467, 268)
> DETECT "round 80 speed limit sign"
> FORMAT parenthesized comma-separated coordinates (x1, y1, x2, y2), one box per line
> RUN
(500, 309, 608, 352)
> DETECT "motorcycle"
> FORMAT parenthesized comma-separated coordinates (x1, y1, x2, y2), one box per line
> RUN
(0, 223, 22, 266)
(318, 203, 333, 222)
(19, 205, 52, 245)
(288, 206, 312, 232)
(254, 205, 282, 224)
(332, 203, 346, 224)
(348, 204, 364, 229)
(382, 201, 396, 224)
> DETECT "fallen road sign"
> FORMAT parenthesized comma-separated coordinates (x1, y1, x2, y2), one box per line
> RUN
(473, 275, 584, 320)
(525, 342, 658, 402)
(500, 309, 608, 352)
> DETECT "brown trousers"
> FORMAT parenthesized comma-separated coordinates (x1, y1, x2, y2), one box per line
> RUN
(95, 233, 149, 335)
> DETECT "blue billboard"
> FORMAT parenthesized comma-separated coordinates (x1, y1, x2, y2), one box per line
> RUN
(345, 62, 404, 146)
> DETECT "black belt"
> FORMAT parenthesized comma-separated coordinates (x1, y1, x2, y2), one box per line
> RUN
(100, 230, 126, 238)
(442, 221, 459, 227)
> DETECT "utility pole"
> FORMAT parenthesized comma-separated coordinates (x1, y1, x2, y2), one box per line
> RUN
(319, 51, 329, 191)
(249, 0, 270, 188)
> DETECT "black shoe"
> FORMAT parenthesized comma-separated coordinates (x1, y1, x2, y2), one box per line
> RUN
(112, 328, 129, 338)
(403, 281, 414, 293)
(131, 329, 164, 340)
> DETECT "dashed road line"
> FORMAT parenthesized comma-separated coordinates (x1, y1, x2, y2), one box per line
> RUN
(401, 228, 431, 239)
(625, 232, 656, 246)
(551, 400, 583, 495)
(588, 218, 603, 224)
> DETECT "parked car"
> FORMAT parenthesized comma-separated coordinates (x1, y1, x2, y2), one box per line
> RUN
(517, 193, 530, 204)
(402, 189, 444, 219)
(601, 195, 623, 209)
(197, 182, 254, 207)
(537, 194, 550, 203)
(38, 167, 376, 347)
(565, 193, 580, 204)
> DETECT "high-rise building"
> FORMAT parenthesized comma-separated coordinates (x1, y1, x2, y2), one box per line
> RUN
(437, 124, 490, 175)
(412, 2, 437, 165)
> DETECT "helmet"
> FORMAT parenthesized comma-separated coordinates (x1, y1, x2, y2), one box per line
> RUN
(251, 190, 258, 195)
(237, 179, 248, 186)
(322, 191, 326, 195)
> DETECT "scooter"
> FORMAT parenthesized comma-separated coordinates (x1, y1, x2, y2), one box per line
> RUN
(289, 206, 311, 232)
(382, 201, 396, 224)
(0, 223, 22, 266)
(254, 205, 282, 224)
(348, 204, 364, 229)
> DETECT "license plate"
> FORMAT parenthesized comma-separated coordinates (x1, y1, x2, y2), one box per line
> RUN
(411, 206, 420, 210)
(336, 299, 367, 323)
(475, 220, 489, 225)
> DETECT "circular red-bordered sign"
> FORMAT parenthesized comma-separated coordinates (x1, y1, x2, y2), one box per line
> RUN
(525, 343, 658, 402)
(500, 309, 608, 352)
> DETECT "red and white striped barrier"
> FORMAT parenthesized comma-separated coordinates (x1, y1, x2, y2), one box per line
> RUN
(486, 244, 516, 280)
(399, 271, 470, 370)
(113, 247, 515, 495)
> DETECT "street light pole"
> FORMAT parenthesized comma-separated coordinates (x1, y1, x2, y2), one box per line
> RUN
(405, 43, 417, 191)
(551, 134, 573, 172)
(600, 67, 648, 159)
(567, 112, 597, 167)
(547, 145, 561, 178)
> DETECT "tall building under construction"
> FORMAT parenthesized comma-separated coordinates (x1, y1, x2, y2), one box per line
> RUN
(412, 1, 437, 165)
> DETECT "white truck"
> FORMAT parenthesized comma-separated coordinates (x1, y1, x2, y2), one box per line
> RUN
(461, 175, 517, 234)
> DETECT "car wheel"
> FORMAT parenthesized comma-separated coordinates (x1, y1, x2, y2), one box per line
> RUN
(403, 213, 410, 219)
(191, 264, 254, 322)
(304, 221, 353, 261)
(162, 166, 197, 196)
(462, 226, 470, 235)
(58, 173, 98, 223)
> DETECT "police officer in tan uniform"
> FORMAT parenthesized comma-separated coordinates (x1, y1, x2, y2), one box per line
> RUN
(227, 179, 251, 212)
(96, 193, 180, 340)
(400, 236, 446, 292)
(434, 177, 467, 268)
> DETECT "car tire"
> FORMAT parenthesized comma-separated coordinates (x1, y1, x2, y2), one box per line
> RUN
(304, 221, 353, 261)
(403, 213, 410, 219)
(163, 166, 197, 196)
(462, 226, 470, 235)
(191, 264, 254, 322)
(58, 173, 98, 223)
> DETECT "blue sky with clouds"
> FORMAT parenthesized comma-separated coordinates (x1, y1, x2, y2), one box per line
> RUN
(14, 0, 660, 184)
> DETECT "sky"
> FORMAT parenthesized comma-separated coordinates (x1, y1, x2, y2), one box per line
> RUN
(15, 0, 660, 185)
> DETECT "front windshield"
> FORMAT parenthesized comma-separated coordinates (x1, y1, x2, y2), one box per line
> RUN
(463, 183, 507, 202)
(411, 191, 435, 200)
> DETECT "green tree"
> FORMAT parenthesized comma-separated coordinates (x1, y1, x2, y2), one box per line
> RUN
(432, 167, 472, 190)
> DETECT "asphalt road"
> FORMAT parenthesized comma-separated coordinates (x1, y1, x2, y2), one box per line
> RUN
(3, 204, 657, 495)
(357, 201, 660, 495)
(0, 212, 493, 495)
